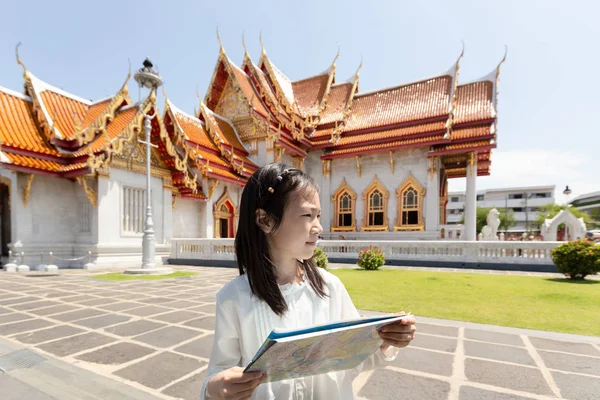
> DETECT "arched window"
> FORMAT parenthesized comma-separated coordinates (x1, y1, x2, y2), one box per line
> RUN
(394, 173, 425, 231)
(213, 187, 237, 238)
(362, 176, 389, 232)
(331, 179, 357, 232)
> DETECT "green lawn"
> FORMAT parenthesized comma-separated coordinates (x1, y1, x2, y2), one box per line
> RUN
(330, 269, 600, 337)
(90, 271, 197, 281)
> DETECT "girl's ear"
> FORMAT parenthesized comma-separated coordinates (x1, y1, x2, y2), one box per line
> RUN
(255, 209, 274, 234)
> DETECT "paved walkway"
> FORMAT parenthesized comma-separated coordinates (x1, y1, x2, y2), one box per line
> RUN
(0, 267, 599, 400)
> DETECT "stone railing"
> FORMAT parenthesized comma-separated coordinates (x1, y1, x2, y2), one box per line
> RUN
(170, 239, 561, 266)
(439, 224, 463, 240)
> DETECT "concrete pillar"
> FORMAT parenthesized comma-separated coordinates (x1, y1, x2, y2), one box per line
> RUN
(464, 153, 477, 241)
(425, 157, 440, 231)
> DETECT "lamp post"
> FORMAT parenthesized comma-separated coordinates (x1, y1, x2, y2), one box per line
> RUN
(125, 59, 172, 275)
(562, 185, 572, 241)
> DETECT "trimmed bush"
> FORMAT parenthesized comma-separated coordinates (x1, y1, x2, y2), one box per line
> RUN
(313, 247, 328, 269)
(550, 239, 600, 280)
(357, 245, 385, 270)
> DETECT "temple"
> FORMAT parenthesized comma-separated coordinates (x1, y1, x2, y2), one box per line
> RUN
(0, 40, 505, 267)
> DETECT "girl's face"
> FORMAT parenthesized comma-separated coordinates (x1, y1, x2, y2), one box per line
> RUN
(269, 189, 323, 261)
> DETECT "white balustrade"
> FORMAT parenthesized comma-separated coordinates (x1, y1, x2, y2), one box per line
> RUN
(169, 239, 562, 266)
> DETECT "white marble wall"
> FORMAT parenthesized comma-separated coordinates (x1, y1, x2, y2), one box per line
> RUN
(202, 182, 243, 238)
(173, 198, 204, 238)
(306, 149, 434, 236)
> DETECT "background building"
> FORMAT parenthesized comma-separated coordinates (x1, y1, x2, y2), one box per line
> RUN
(446, 185, 555, 233)
(569, 191, 600, 229)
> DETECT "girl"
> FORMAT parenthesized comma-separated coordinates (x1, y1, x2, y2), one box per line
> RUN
(201, 163, 416, 400)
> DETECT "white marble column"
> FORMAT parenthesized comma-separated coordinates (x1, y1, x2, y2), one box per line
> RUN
(464, 153, 477, 241)
(425, 157, 440, 232)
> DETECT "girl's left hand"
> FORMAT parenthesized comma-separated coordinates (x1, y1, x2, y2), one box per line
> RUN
(378, 313, 416, 350)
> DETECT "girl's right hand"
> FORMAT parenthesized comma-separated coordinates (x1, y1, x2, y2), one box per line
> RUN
(206, 367, 265, 399)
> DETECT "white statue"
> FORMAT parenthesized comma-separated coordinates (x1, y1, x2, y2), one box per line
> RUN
(481, 208, 501, 240)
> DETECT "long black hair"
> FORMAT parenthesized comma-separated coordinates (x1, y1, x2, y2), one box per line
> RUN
(235, 163, 327, 316)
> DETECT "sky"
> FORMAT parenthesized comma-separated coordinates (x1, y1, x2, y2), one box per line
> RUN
(1, 0, 598, 203)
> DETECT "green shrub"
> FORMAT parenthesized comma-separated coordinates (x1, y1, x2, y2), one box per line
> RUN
(313, 247, 328, 269)
(357, 245, 385, 270)
(550, 239, 600, 280)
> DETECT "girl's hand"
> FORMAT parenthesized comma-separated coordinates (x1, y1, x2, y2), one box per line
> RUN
(206, 367, 265, 400)
(378, 313, 416, 351)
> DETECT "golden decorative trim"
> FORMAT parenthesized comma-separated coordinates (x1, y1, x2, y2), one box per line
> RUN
(213, 187, 236, 238)
(427, 156, 439, 180)
(76, 176, 97, 208)
(207, 178, 219, 200)
(22, 173, 34, 208)
(355, 156, 361, 177)
(331, 178, 357, 232)
(291, 156, 304, 170)
(467, 152, 477, 177)
(110, 158, 172, 180)
(322, 159, 332, 178)
(389, 151, 395, 174)
(361, 175, 389, 231)
(329, 59, 362, 144)
(172, 194, 178, 210)
(393, 172, 426, 231)
(274, 146, 285, 162)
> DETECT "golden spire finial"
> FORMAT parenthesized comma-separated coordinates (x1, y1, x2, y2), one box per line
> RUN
(120, 58, 132, 94)
(196, 83, 202, 104)
(161, 85, 168, 100)
(332, 43, 341, 65)
(15, 42, 26, 71)
(216, 26, 225, 54)
(242, 31, 248, 56)
(259, 31, 266, 55)
(355, 56, 363, 78)
(497, 45, 508, 75)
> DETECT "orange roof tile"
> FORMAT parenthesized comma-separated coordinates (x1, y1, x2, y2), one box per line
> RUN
(311, 127, 335, 141)
(39, 90, 89, 140)
(245, 60, 290, 118)
(318, 83, 353, 125)
(313, 121, 447, 147)
(0, 87, 59, 156)
(228, 60, 270, 117)
(451, 125, 492, 140)
(73, 106, 138, 156)
(344, 76, 452, 132)
(434, 139, 493, 152)
(81, 99, 111, 127)
(324, 134, 446, 157)
(2, 152, 63, 172)
(454, 82, 494, 124)
(291, 74, 329, 117)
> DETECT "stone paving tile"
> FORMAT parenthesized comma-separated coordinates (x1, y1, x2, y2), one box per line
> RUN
(464, 329, 524, 347)
(174, 334, 213, 359)
(44, 291, 84, 299)
(162, 369, 207, 400)
(122, 305, 174, 317)
(360, 369, 450, 400)
(538, 350, 600, 376)
(388, 347, 454, 376)
(0, 306, 11, 315)
(110, 293, 151, 301)
(183, 316, 215, 330)
(10, 300, 61, 311)
(49, 308, 107, 322)
(0, 318, 53, 336)
(187, 304, 216, 315)
(414, 323, 459, 338)
(61, 295, 99, 303)
(114, 351, 205, 390)
(411, 333, 457, 353)
(0, 296, 41, 306)
(159, 300, 203, 310)
(134, 326, 200, 348)
(465, 358, 553, 395)
(76, 342, 157, 365)
(151, 311, 203, 324)
(12, 325, 85, 344)
(76, 297, 121, 307)
(97, 301, 141, 312)
(529, 336, 600, 356)
(104, 319, 167, 337)
(0, 373, 57, 400)
(28, 304, 81, 316)
(71, 314, 132, 329)
(464, 340, 536, 366)
(0, 293, 21, 300)
(551, 371, 600, 400)
(0, 312, 33, 324)
(36, 332, 117, 357)
(138, 297, 180, 304)
(459, 386, 536, 399)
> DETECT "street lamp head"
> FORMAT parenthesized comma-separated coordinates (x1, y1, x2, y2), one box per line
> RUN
(563, 185, 572, 196)
(134, 58, 163, 90)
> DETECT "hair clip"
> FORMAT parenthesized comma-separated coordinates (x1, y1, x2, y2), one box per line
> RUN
(268, 187, 275, 193)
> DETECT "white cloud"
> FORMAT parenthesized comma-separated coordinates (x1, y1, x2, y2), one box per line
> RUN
(448, 149, 600, 203)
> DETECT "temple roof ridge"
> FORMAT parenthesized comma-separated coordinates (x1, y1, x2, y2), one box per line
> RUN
(0, 85, 31, 101)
